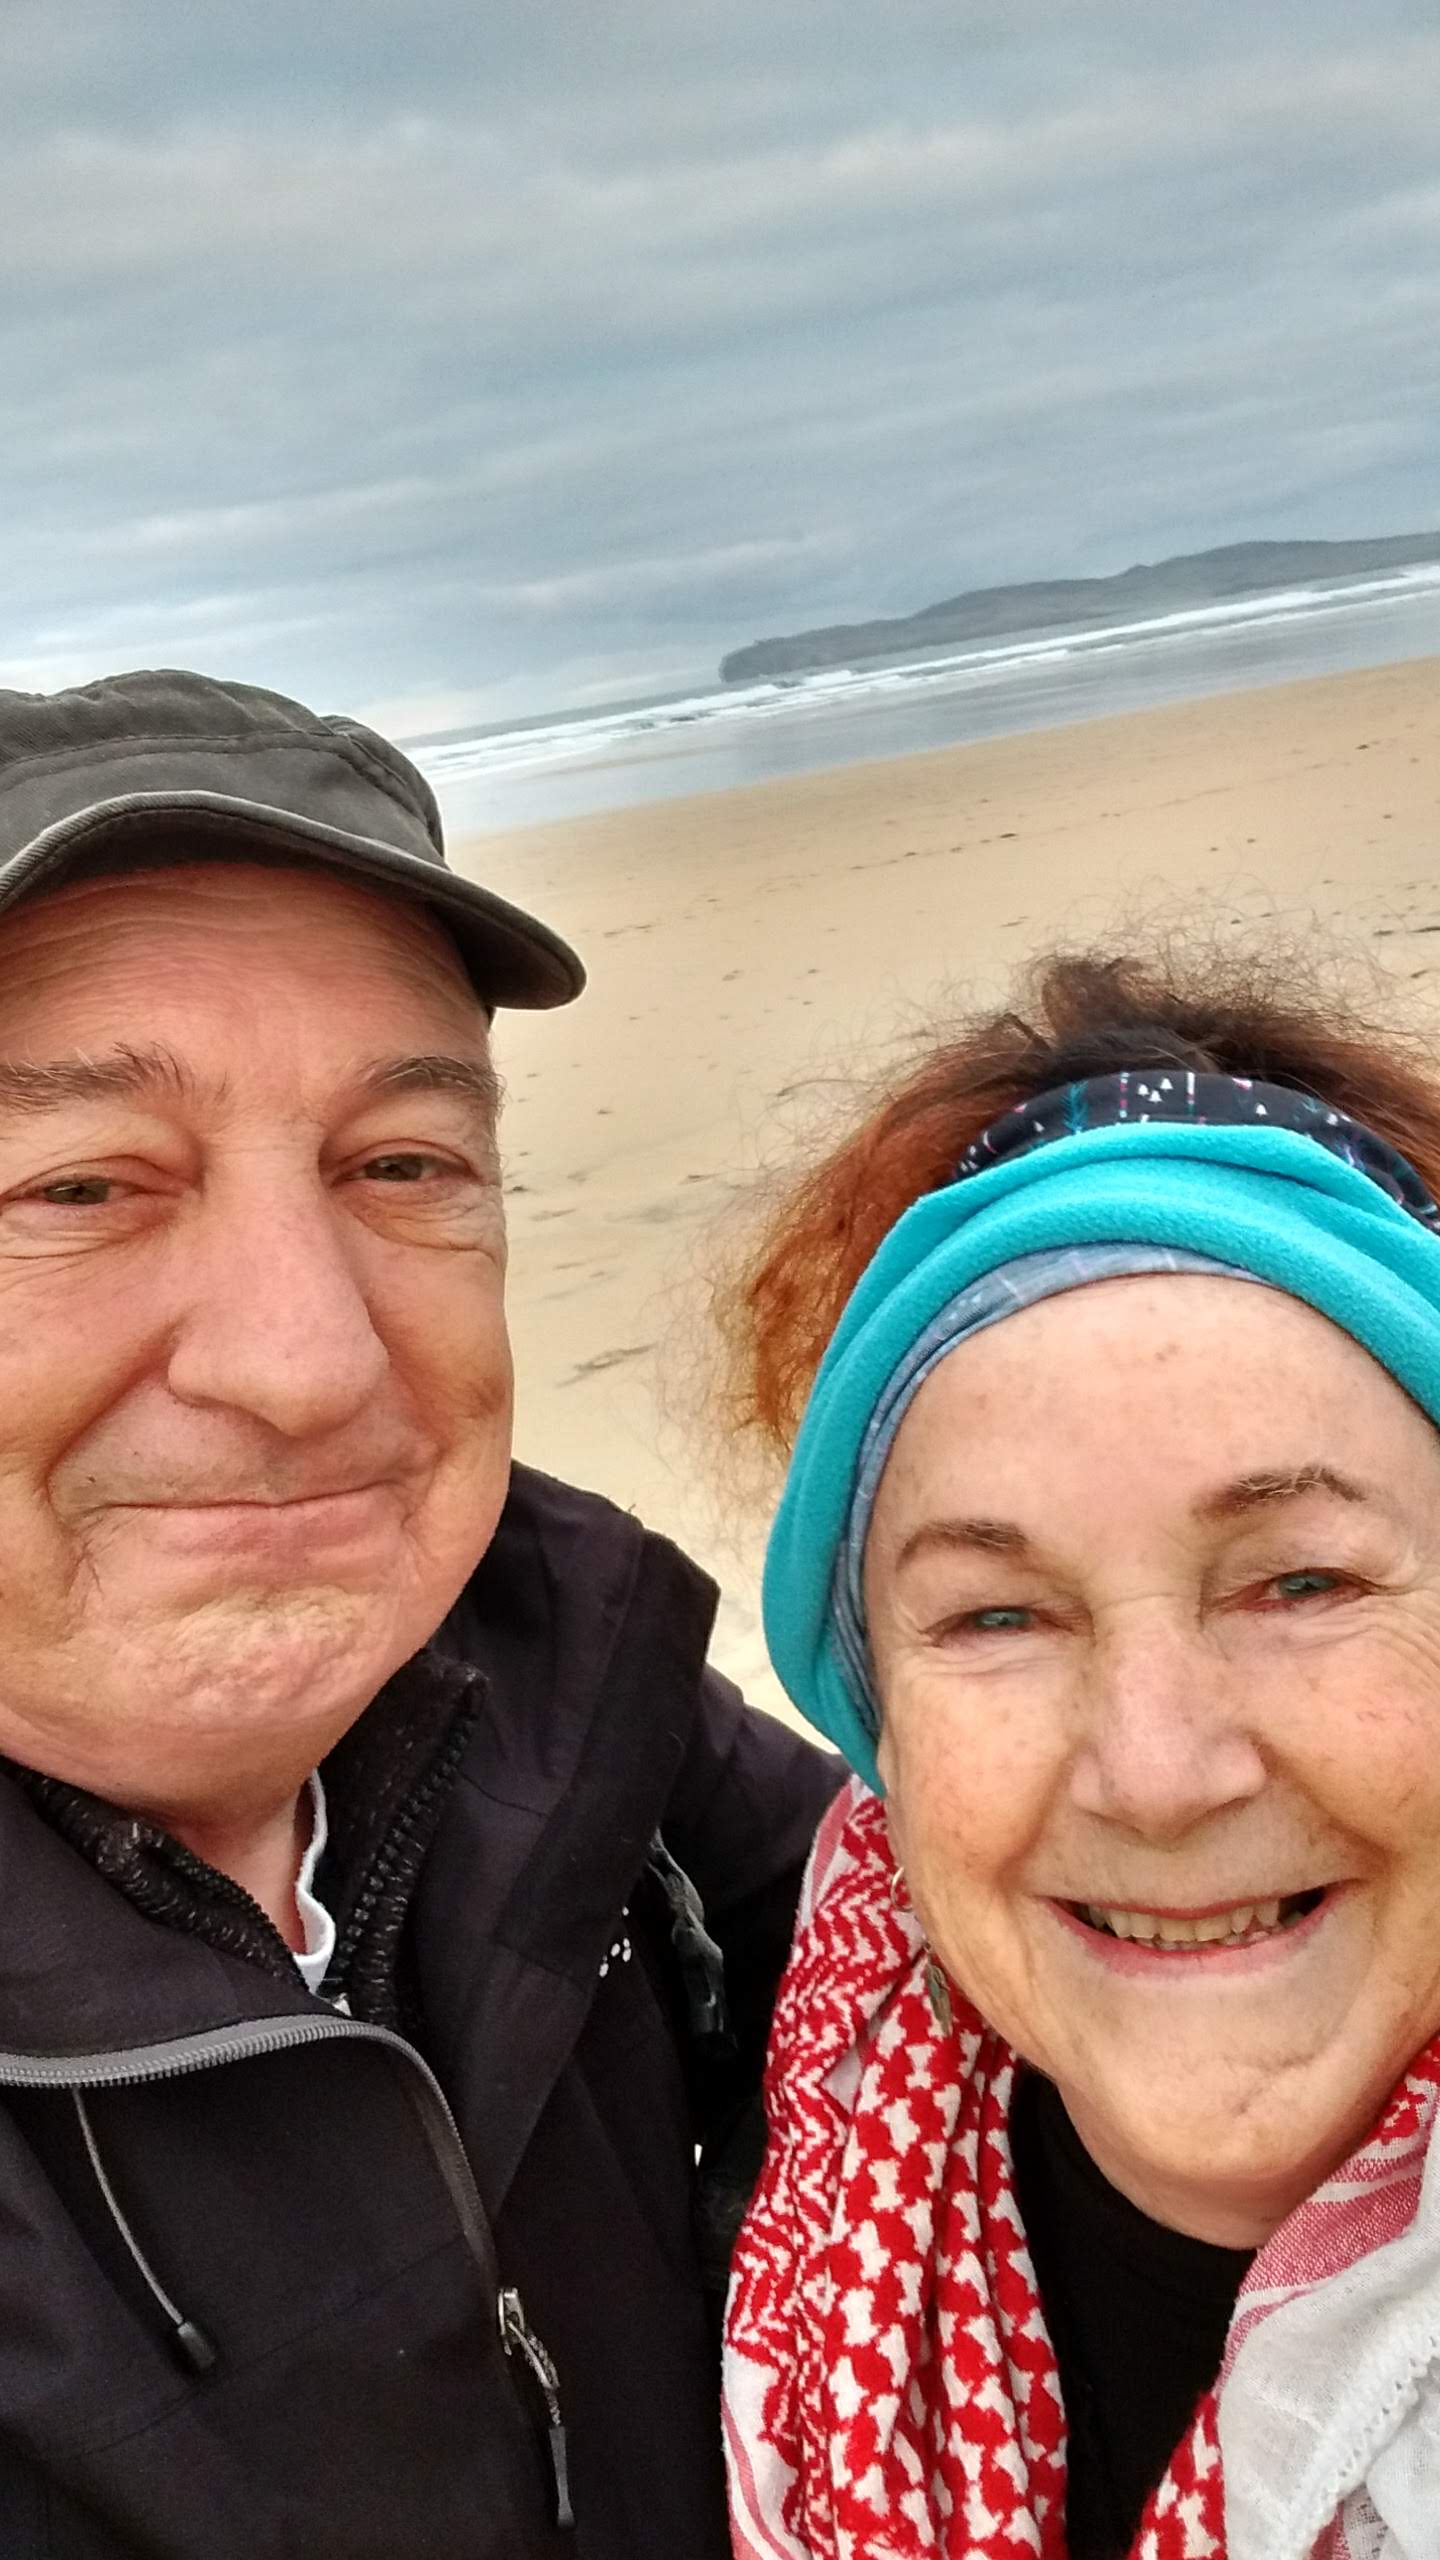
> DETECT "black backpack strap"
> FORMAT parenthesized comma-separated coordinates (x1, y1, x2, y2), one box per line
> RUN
(641, 1833, 755, 2326)
(642, 1831, 732, 2055)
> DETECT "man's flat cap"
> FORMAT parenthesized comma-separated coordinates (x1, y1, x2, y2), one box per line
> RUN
(0, 668, 584, 1009)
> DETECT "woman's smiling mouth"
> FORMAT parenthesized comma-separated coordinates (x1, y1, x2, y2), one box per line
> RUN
(1054, 1886, 1335, 1961)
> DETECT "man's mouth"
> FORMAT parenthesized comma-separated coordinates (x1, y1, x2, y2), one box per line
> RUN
(1063, 1888, 1328, 1952)
(118, 1483, 390, 1510)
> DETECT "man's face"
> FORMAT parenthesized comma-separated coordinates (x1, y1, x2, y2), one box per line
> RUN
(0, 861, 513, 1825)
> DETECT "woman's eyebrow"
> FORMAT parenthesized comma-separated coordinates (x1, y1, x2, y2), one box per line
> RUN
(895, 1515, 1034, 1573)
(894, 1466, 1376, 1571)
(1195, 1463, 1370, 1521)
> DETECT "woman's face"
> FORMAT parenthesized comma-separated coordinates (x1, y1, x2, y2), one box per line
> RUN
(866, 1274, 1440, 2248)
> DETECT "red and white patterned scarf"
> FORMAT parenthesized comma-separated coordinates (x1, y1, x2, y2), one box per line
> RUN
(723, 1779, 1440, 2560)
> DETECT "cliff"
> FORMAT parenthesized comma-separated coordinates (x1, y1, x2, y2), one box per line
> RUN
(718, 533, 1440, 684)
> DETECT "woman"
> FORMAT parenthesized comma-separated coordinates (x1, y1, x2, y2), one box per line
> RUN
(718, 947, 1440, 2560)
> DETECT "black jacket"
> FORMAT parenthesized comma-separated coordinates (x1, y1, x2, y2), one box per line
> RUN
(0, 1465, 839, 2559)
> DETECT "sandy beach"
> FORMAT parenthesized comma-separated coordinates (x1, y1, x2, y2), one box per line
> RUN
(456, 655, 1440, 1722)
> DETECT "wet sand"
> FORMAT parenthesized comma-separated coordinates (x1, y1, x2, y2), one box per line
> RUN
(455, 654, 1440, 1723)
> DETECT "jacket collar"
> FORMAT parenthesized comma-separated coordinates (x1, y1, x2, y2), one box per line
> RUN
(0, 1769, 316, 2058)
(0, 1642, 484, 2056)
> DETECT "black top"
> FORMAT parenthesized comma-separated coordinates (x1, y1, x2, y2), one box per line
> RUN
(1010, 2069, 1253, 2560)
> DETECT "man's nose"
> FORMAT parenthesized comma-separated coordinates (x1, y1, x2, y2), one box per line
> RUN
(164, 1170, 390, 1436)
(1067, 1610, 1267, 1842)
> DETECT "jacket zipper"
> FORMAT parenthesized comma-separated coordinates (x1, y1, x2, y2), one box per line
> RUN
(0, 2015, 573, 2529)
(498, 2288, 574, 2530)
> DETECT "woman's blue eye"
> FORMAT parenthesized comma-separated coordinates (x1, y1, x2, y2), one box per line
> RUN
(968, 1607, 1032, 1632)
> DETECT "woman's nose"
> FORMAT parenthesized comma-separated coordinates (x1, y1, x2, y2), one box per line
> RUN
(164, 1175, 390, 1437)
(1067, 1613, 1268, 1842)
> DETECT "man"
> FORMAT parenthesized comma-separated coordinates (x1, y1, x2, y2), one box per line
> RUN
(0, 671, 835, 2558)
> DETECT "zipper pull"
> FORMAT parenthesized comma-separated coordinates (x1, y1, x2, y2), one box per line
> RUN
(498, 2285, 574, 2530)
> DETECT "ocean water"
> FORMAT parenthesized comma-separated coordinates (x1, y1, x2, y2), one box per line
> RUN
(415, 566, 1440, 838)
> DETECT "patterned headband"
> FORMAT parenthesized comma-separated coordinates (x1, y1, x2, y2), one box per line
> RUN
(764, 1066, 1440, 1786)
(956, 1069, 1440, 1228)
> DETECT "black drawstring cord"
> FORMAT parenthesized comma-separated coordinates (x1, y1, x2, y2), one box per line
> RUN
(72, 2093, 218, 2375)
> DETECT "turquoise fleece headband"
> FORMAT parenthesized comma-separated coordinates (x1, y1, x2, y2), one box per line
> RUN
(762, 1120, 1440, 1791)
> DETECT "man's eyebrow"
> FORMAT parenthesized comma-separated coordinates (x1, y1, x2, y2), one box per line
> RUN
(0, 1046, 502, 1123)
(354, 1054, 503, 1119)
(1196, 1463, 1371, 1522)
(0, 1044, 198, 1113)
(894, 1515, 1034, 1573)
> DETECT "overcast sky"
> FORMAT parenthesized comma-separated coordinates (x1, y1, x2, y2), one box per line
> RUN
(3, 1, 1438, 734)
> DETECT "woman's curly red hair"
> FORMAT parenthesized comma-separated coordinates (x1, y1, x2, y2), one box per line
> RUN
(708, 939, 1440, 1471)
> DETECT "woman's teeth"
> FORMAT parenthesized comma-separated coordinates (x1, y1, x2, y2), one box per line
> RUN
(1078, 1891, 1320, 1949)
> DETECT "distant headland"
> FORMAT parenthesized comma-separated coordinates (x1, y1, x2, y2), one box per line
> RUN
(718, 533, 1440, 685)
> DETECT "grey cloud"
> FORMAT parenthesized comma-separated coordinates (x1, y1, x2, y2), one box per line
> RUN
(3, 2, 1438, 723)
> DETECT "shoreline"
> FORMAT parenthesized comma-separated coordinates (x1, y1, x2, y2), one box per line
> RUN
(463, 650, 1440, 851)
(456, 655, 1440, 1721)
(430, 578, 1440, 834)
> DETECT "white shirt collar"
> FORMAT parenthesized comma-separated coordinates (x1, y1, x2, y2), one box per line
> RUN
(291, 1770, 337, 1995)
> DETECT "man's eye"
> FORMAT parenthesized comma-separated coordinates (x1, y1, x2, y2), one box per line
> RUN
(1269, 1568, 1347, 1603)
(29, 1177, 117, 1206)
(360, 1154, 443, 1183)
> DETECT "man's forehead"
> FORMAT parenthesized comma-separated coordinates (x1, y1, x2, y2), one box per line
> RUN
(0, 858, 485, 1001)
(0, 857, 476, 976)
(0, 863, 496, 1110)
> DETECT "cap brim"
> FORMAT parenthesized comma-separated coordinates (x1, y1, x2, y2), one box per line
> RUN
(0, 790, 585, 1011)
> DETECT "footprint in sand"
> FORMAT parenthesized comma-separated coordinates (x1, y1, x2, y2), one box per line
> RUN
(564, 1343, 656, 1385)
